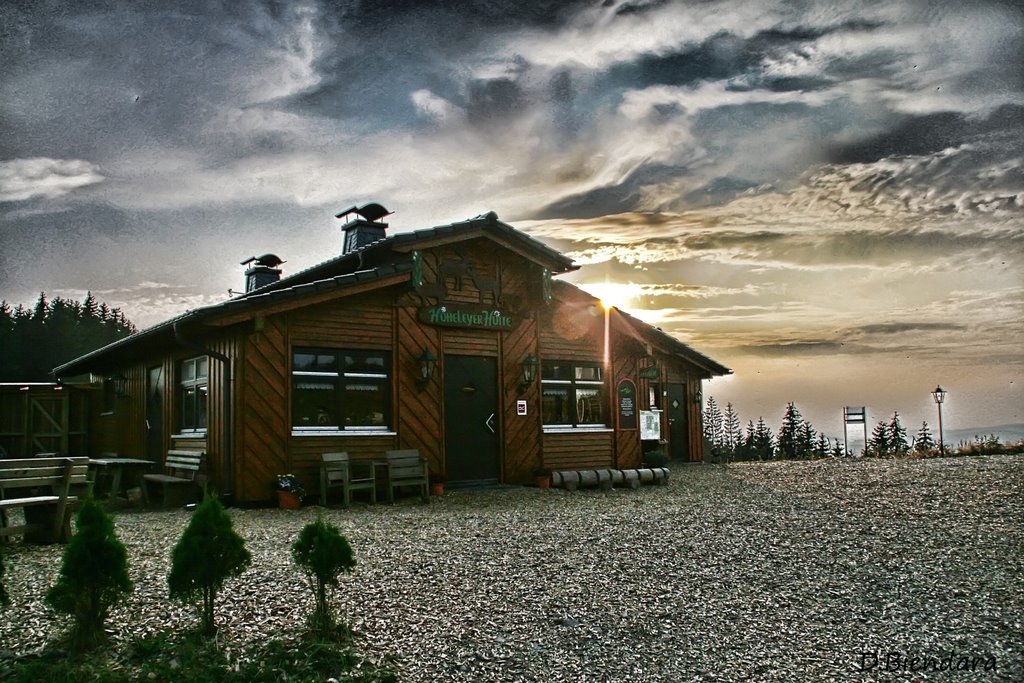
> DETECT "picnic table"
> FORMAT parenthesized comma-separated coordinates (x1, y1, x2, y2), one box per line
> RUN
(88, 458, 155, 504)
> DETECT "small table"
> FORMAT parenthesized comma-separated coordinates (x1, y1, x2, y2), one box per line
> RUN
(88, 458, 155, 503)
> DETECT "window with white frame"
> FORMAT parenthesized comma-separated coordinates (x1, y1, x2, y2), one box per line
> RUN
(179, 356, 208, 432)
(541, 361, 607, 427)
(292, 348, 390, 430)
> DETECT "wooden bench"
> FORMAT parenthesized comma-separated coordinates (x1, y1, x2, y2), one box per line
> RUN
(320, 452, 377, 507)
(384, 449, 429, 503)
(0, 457, 89, 544)
(142, 450, 204, 508)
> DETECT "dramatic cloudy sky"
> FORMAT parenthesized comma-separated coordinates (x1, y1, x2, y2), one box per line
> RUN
(2, 0, 1022, 438)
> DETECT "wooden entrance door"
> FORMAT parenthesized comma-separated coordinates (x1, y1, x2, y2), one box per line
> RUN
(146, 366, 164, 461)
(666, 383, 690, 462)
(443, 355, 500, 485)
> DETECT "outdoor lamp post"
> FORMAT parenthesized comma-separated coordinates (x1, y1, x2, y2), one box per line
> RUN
(931, 385, 947, 455)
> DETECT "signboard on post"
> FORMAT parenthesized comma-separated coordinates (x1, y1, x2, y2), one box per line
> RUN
(617, 379, 638, 431)
(843, 406, 868, 456)
(640, 409, 662, 440)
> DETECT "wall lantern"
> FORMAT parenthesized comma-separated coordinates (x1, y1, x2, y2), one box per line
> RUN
(519, 354, 539, 391)
(694, 387, 704, 405)
(416, 348, 438, 389)
(109, 372, 130, 399)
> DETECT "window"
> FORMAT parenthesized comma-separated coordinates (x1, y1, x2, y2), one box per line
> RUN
(541, 361, 607, 427)
(292, 348, 390, 430)
(102, 379, 116, 414)
(179, 356, 208, 432)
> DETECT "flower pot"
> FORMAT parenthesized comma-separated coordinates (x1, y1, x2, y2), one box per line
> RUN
(430, 483, 445, 496)
(535, 475, 551, 489)
(277, 490, 302, 509)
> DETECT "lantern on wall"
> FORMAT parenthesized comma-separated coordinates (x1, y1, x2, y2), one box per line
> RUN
(519, 354, 539, 391)
(416, 348, 438, 389)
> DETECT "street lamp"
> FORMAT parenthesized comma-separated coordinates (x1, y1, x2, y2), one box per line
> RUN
(931, 385, 947, 455)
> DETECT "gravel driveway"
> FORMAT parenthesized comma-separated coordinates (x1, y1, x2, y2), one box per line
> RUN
(2, 455, 1022, 681)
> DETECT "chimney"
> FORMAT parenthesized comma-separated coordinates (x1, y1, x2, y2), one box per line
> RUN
(335, 202, 392, 254)
(240, 254, 285, 293)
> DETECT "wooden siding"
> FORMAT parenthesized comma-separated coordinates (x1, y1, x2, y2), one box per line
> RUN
(236, 315, 288, 502)
(395, 306, 443, 475)
(501, 312, 541, 483)
(611, 349, 642, 469)
(542, 431, 614, 471)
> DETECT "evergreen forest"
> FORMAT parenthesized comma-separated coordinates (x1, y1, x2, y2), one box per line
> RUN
(0, 292, 136, 381)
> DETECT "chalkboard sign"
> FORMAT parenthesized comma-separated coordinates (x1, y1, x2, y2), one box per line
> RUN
(617, 379, 638, 431)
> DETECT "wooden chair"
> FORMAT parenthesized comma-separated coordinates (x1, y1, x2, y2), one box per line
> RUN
(384, 449, 429, 503)
(320, 452, 376, 506)
(142, 450, 204, 508)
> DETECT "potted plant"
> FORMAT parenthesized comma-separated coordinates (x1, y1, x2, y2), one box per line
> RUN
(429, 471, 446, 497)
(275, 474, 305, 509)
(643, 449, 668, 468)
(533, 467, 551, 489)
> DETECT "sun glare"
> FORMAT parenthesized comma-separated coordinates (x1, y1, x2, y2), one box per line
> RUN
(580, 282, 636, 311)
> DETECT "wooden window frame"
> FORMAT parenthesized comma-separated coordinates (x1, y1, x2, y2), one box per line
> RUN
(178, 356, 209, 434)
(541, 360, 608, 428)
(291, 347, 392, 432)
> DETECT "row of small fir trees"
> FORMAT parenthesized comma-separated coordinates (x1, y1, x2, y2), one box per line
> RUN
(703, 397, 947, 460)
(0, 493, 361, 660)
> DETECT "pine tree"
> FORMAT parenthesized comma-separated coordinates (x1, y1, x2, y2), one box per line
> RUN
(868, 420, 890, 457)
(752, 417, 775, 460)
(0, 293, 135, 381)
(915, 421, 936, 452)
(777, 402, 805, 459)
(292, 517, 357, 638)
(703, 397, 724, 457)
(168, 492, 252, 637)
(723, 402, 742, 461)
(740, 420, 756, 461)
(831, 438, 846, 458)
(888, 412, 910, 456)
(797, 419, 816, 459)
(815, 432, 830, 459)
(45, 498, 133, 651)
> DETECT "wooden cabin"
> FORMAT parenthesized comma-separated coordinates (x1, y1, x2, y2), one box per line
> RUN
(53, 207, 730, 503)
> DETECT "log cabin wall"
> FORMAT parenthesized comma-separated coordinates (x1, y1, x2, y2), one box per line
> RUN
(611, 333, 644, 469)
(233, 290, 400, 502)
(664, 358, 705, 462)
(538, 293, 614, 470)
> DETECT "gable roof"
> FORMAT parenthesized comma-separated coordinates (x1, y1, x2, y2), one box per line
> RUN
(551, 280, 731, 378)
(53, 212, 575, 376)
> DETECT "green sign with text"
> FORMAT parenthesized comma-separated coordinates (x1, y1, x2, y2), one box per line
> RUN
(419, 304, 514, 330)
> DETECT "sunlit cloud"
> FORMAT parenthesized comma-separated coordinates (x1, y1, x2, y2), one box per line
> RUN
(0, 157, 104, 202)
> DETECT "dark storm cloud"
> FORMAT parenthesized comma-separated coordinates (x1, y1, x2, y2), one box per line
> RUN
(831, 105, 1024, 164)
(603, 20, 883, 90)
(533, 163, 693, 220)
(855, 322, 967, 335)
(683, 177, 761, 207)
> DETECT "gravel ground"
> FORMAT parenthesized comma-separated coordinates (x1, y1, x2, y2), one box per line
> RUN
(1, 455, 1022, 682)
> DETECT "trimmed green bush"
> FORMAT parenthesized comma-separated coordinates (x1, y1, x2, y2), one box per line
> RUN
(45, 497, 133, 651)
(168, 492, 251, 637)
(292, 517, 356, 638)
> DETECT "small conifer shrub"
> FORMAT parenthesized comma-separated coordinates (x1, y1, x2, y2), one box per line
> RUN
(168, 491, 252, 637)
(45, 497, 133, 650)
(292, 517, 356, 638)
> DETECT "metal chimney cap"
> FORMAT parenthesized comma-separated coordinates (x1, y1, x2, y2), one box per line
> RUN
(335, 203, 392, 223)
(240, 254, 285, 267)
